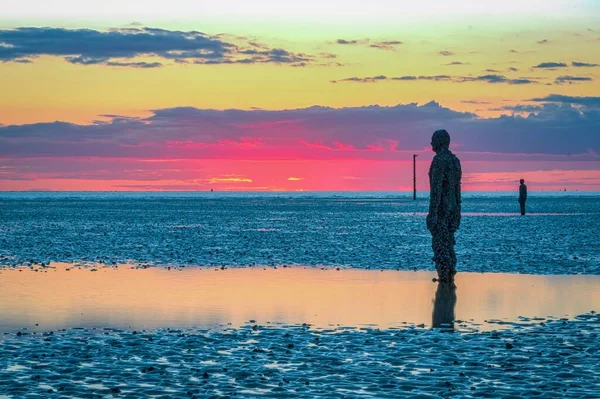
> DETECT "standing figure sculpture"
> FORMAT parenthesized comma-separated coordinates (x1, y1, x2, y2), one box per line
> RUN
(427, 129, 462, 283)
(519, 179, 527, 215)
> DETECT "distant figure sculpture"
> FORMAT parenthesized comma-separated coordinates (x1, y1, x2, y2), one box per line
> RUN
(432, 282, 457, 330)
(427, 129, 462, 283)
(519, 179, 527, 215)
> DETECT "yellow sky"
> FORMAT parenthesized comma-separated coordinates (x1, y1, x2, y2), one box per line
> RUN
(1, 15, 599, 125)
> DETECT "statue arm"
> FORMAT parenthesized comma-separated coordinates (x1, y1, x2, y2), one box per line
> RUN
(427, 157, 444, 231)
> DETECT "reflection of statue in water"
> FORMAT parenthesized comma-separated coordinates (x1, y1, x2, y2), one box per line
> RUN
(519, 179, 527, 215)
(427, 129, 462, 282)
(432, 282, 457, 330)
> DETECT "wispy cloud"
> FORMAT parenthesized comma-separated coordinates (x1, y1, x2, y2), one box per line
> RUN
(490, 104, 545, 113)
(532, 62, 568, 69)
(555, 75, 593, 84)
(439, 50, 454, 56)
(509, 49, 536, 54)
(66, 56, 163, 68)
(529, 94, 600, 107)
(335, 39, 368, 45)
(462, 75, 538, 84)
(331, 75, 388, 83)
(369, 40, 403, 51)
(461, 100, 492, 105)
(334, 38, 403, 51)
(572, 61, 599, 67)
(0, 27, 318, 67)
(209, 176, 252, 184)
(331, 74, 538, 85)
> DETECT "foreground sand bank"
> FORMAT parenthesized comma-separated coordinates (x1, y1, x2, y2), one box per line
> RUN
(1, 315, 599, 398)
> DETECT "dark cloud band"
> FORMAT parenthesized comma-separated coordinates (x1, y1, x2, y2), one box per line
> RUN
(1, 98, 598, 162)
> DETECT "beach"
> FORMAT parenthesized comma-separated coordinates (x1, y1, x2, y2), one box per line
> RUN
(1, 192, 599, 397)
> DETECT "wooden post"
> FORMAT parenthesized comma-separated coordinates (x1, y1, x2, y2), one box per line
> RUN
(413, 154, 418, 200)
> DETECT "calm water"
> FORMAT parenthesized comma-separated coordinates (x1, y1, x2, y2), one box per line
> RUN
(1, 192, 599, 274)
(0, 266, 598, 333)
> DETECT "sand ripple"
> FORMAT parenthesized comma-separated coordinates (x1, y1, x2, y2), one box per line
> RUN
(1, 314, 599, 398)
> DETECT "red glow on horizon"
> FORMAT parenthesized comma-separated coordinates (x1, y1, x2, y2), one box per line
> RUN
(0, 159, 597, 192)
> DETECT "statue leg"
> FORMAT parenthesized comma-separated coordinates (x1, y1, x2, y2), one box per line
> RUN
(432, 223, 453, 282)
(449, 231, 457, 279)
(520, 201, 526, 215)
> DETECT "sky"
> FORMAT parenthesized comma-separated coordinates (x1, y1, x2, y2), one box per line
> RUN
(0, 0, 599, 191)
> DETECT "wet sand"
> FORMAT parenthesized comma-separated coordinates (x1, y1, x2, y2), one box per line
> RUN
(1, 266, 599, 397)
(1, 315, 599, 397)
(2, 194, 599, 274)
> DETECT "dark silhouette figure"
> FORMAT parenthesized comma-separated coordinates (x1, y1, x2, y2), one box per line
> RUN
(432, 282, 457, 330)
(519, 179, 527, 215)
(427, 129, 462, 283)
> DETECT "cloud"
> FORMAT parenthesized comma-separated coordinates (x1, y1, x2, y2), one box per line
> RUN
(209, 176, 252, 184)
(106, 61, 162, 68)
(461, 100, 492, 105)
(572, 61, 599, 67)
(0, 27, 316, 67)
(461, 75, 537, 84)
(490, 104, 545, 113)
(335, 39, 367, 45)
(439, 50, 454, 56)
(532, 62, 568, 69)
(445, 61, 469, 66)
(396, 75, 453, 81)
(554, 75, 593, 84)
(508, 67, 519, 72)
(537, 39, 550, 44)
(529, 95, 600, 107)
(1, 99, 599, 167)
(198, 48, 314, 65)
(334, 38, 402, 51)
(369, 41, 403, 51)
(332, 75, 388, 83)
(319, 52, 337, 59)
(509, 49, 537, 54)
(66, 56, 163, 68)
(331, 74, 538, 85)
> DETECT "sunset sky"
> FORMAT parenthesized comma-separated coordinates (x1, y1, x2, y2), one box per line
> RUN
(1, 0, 599, 191)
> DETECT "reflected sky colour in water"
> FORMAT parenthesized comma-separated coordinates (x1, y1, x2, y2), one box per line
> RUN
(1, 266, 598, 333)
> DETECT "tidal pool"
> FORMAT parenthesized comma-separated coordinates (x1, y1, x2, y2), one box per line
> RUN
(0, 265, 598, 332)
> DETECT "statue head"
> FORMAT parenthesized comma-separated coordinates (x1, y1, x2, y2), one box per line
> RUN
(520, 179, 525, 184)
(431, 129, 451, 153)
